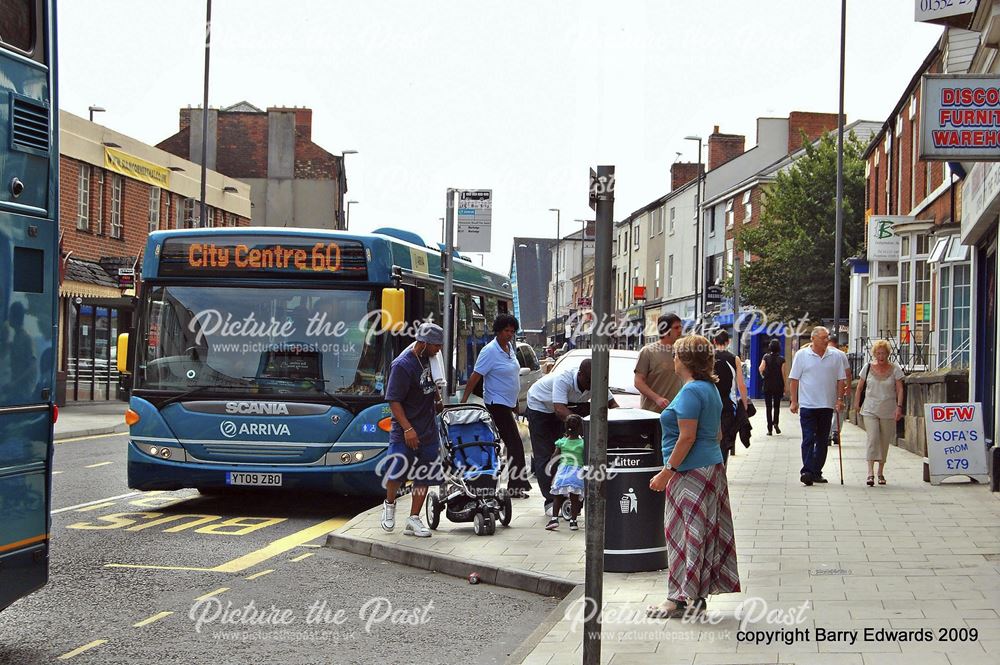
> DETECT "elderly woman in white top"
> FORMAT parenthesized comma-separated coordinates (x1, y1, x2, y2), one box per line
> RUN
(853, 339, 904, 486)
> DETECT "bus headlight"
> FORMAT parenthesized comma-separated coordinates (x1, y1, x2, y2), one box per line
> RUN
(160, 448, 172, 459)
(341, 453, 352, 463)
(354, 451, 364, 462)
(149, 446, 159, 456)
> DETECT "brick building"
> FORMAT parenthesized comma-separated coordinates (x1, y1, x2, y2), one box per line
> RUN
(58, 110, 250, 403)
(157, 102, 348, 230)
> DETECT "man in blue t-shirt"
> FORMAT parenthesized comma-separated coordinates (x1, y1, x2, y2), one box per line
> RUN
(381, 323, 445, 537)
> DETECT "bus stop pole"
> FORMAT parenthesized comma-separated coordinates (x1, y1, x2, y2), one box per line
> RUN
(443, 188, 456, 400)
(584, 165, 614, 665)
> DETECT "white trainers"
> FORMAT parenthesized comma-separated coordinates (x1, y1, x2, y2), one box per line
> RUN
(404, 515, 431, 538)
(381, 501, 396, 532)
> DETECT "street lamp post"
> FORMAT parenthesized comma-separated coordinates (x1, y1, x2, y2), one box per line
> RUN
(346, 200, 358, 231)
(88, 106, 105, 122)
(339, 150, 358, 230)
(549, 208, 560, 344)
(684, 135, 703, 320)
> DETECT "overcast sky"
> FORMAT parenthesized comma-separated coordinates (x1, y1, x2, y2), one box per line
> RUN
(59, 1, 942, 275)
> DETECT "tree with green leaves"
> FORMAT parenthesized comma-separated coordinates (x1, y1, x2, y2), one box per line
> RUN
(736, 130, 868, 324)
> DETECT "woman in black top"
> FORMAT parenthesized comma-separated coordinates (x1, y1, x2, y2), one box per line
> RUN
(757, 339, 785, 435)
(712, 331, 748, 464)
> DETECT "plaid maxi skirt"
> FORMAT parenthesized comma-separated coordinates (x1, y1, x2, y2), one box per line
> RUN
(664, 463, 740, 600)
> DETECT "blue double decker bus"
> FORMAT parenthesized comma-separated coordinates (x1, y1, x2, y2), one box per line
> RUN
(119, 227, 511, 495)
(0, 0, 59, 612)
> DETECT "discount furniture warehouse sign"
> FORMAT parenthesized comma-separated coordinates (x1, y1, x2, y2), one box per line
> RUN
(920, 75, 1000, 160)
(924, 403, 990, 484)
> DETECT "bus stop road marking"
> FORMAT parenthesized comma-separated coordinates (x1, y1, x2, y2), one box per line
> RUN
(211, 517, 346, 573)
(194, 587, 230, 602)
(133, 611, 174, 627)
(290, 552, 314, 562)
(57, 640, 107, 660)
(244, 569, 275, 580)
(84, 461, 114, 468)
(52, 492, 142, 514)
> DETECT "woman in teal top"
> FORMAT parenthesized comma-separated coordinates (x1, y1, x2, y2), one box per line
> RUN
(647, 335, 740, 619)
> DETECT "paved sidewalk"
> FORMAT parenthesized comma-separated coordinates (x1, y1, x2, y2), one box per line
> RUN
(55, 401, 128, 439)
(327, 407, 1000, 664)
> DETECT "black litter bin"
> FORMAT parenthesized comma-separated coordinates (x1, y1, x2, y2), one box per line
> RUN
(583, 408, 668, 573)
(604, 448, 668, 572)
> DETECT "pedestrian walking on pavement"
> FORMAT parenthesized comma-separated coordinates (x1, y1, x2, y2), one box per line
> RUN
(758, 338, 785, 435)
(381, 323, 446, 537)
(544, 414, 585, 531)
(525, 360, 617, 516)
(647, 335, 740, 619)
(789, 326, 847, 486)
(633, 313, 684, 413)
(712, 330, 749, 465)
(853, 339, 905, 486)
(827, 336, 852, 446)
(461, 313, 532, 496)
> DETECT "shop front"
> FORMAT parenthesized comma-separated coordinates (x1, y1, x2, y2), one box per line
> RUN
(57, 259, 135, 404)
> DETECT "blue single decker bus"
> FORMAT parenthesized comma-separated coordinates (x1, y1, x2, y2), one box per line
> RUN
(119, 227, 511, 495)
(0, 0, 60, 612)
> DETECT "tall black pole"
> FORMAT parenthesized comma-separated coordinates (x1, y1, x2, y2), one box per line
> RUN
(583, 165, 614, 665)
(443, 189, 456, 398)
(198, 0, 212, 228)
(833, 0, 846, 340)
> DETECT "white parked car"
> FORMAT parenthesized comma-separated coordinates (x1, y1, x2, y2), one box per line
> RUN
(514, 342, 543, 413)
(549, 348, 642, 409)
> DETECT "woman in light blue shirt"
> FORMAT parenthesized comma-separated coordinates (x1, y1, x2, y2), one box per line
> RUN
(461, 314, 531, 495)
(648, 335, 740, 619)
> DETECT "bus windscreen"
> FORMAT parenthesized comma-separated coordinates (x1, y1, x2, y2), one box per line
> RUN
(135, 286, 386, 397)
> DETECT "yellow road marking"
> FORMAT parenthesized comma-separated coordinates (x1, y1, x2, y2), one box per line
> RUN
(133, 611, 173, 627)
(105, 564, 215, 572)
(212, 518, 345, 573)
(58, 640, 107, 660)
(52, 492, 141, 515)
(244, 569, 275, 580)
(290, 553, 314, 562)
(75, 502, 117, 512)
(85, 461, 114, 468)
(194, 587, 230, 601)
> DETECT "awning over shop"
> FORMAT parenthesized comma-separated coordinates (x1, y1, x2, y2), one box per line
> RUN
(59, 280, 122, 299)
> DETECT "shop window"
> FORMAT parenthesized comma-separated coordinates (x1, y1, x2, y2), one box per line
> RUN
(898, 231, 931, 368)
(930, 236, 972, 369)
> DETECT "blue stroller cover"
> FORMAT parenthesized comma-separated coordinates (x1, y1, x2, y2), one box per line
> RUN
(439, 406, 502, 482)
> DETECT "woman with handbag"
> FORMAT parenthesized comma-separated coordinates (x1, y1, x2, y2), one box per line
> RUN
(712, 331, 749, 464)
(852, 339, 904, 486)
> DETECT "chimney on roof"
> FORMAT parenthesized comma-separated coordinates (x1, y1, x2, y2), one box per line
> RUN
(708, 127, 746, 170)
(670, 162, 704, 190)
(787, 111, 841, 153)
(180, 107, 192, 130)
(267, 106, 313, 140)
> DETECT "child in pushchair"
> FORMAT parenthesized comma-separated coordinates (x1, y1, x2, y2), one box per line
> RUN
(425, 404, 513, 536)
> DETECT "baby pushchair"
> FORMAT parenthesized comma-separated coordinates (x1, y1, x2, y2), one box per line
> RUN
(426, 404, 513, 536)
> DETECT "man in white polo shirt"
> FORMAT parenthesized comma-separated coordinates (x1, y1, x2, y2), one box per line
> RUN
(525, 359, 617, 513)
(789, 326, 846, 486)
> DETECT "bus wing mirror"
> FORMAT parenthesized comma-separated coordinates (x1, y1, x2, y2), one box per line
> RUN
(381, 288, 405, 333)
(117, 333, 130, 375)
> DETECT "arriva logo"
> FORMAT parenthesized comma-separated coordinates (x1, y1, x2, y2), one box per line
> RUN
(225, 401, 290, 415)
(219, 420, 291, 438)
